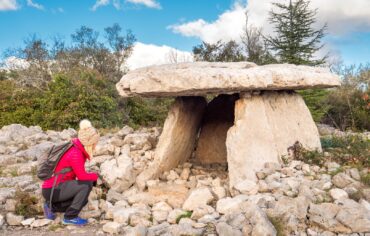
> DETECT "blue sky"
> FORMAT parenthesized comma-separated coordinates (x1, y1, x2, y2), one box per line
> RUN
(1, 0, 370, 67)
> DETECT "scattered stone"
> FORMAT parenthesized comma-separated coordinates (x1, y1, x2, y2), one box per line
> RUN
(124, 225, 147, 236)
(216, 195, 248, 215)
(326, 162, 340, 172)
(21, 218, 35, 226)
(348, 168, 361, 181)
(308, 203, 350, 233)
(103, 221, 123, 234)
(329, 188, 349, 200)
(332, 173, 354, 188)
(0, 214, 4, 227)
(216, 222, 243, 236)
(182, 187, 214, 211)
(234, 179, 259, 195)
(4, 199, 16, 212)
(167, 209, 187, 224)
(31, 219, 52, 228)
(6, 212, 24, 226)
(335, 199, 370, 233)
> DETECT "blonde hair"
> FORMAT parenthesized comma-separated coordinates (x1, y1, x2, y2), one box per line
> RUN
(77, 119, 99, 158)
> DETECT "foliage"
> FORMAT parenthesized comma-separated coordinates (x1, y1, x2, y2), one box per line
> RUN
(126, 97, 173, 129)
(266, 0, 327, 65)
(0, 70, 127, 130)
(193, 41, 246, 62)
(323, 64, 370, 131)
(5, 23, 135, 88)
(298, 89, 331, 122)
(321, 135, 369, 167)
(290, 135, 369, 170)
(14, 190, 40, 217)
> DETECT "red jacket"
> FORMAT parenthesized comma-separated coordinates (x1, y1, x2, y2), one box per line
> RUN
(42, 138, 98, 189)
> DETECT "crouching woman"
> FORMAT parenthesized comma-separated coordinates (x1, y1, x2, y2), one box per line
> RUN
(42, 119, 99, 226)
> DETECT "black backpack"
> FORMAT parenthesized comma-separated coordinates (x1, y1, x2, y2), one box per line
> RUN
(37, 141, 74, 209)
(37, 141, 74, 180)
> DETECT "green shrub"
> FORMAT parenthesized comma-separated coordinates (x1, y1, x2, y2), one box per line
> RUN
(0, 69, 172, 130)
(298, 89, 331, 122)
(0, 70, 126, 130)
(289, 135, 369, 169)
(321, 136, 369, 167)
(126, 97, 173, 129)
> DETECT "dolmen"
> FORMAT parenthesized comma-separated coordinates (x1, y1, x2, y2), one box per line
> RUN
(116, 62, 341, 192)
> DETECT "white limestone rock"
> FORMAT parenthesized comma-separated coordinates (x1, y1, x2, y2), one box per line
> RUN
(6, 212, 24, 226)
(117, 62, 340, 97)
(329, 188, 348, 200)
(103, 221, 123, 234)
(182, 187, 214, 211)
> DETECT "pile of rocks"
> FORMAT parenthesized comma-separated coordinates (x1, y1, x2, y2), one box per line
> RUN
(0, 124, 369, 236)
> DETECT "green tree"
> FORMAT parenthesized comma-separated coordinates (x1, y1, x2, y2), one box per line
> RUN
(193, 41, 246, 62)
(266, 0, 327, 66)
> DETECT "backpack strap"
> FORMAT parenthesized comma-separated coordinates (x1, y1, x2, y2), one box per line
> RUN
(48, 141, 76, 210)
(49, 167, 73, 211)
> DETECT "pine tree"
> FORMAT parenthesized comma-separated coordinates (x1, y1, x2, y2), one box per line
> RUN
(266, 0, 327, 66)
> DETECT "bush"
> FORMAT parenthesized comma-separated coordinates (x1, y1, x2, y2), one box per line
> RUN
(0, 69, 173, 130)
(0, 70, 126, 130)
(290, 136, 369, 169)
(321, 135, 369, 167)
(126, 97, 173, 129)
(322, 64, 369, 131)
(298, 89, 331, 122)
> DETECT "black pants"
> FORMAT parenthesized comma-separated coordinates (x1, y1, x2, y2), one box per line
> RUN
(42, 180, 93, 219)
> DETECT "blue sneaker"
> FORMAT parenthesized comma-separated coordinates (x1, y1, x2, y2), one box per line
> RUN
(43, 202, 56, 220)
(62, 217, 88, 226)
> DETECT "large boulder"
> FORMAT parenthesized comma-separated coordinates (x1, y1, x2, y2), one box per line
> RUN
(226, 91, 321, 188)
(100, 153, 136, 193)
(136, 97, 207, 189)
(117, 62, 340, 97)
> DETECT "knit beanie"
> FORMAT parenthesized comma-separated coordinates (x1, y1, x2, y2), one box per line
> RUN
(78, 119, 100, 158)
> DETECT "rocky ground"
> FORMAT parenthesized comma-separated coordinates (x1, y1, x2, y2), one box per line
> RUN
(0, 124, 369, 236)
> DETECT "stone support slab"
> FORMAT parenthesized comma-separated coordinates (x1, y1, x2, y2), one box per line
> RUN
(226, 91, 321, 190)
(136, 96, 207, 189)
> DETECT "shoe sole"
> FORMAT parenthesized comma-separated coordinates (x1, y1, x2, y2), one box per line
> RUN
(62, 221, 87, 226)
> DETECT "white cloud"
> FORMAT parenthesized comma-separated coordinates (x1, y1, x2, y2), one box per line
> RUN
(92, 0, 160, 11)
(91, 0, 110, 11)
(169, 2, 246, 44)
(170, 0, 370, 43)
(125, 42, 193, 70)
(0, 0, 18, 11)
(26, 0, 44, 10)
(126, 0, 161, 9)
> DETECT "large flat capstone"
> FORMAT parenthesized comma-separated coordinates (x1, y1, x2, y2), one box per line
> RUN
(117, 62, 340, 97)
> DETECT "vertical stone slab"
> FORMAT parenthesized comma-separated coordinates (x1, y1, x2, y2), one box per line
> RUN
(136, 96, 207, 189)
(263, 91, 322, 156)
(226, 93, 279, 187)
(226, 91, 321, 190)
(195, 94, 238, 164)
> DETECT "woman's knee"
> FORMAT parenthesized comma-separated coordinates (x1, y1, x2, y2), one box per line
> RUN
(78, 181, 94, 192)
